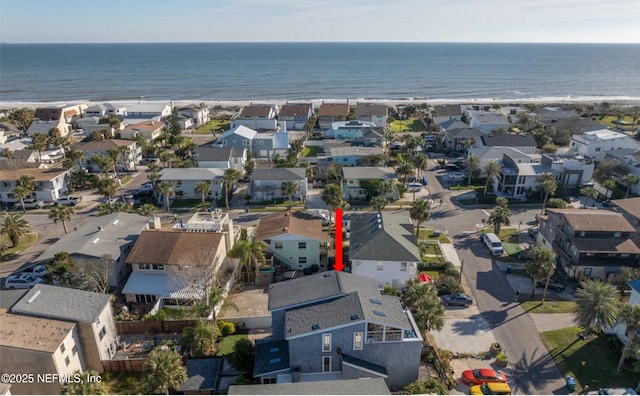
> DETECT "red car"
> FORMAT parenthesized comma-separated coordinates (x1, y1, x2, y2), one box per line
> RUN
(461, 368, 507, 386)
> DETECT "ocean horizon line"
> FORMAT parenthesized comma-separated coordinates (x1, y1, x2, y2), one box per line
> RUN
(2, 41, 640, 45)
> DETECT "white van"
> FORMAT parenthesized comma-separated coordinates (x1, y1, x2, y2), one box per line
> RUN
(483, 232, 504, 256)
(407, 183, 423, 192)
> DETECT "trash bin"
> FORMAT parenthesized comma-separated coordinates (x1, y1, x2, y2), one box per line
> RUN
(245, 207, 249, 213)
(565, 376, 576, 392)
(506, 265, 512, 274)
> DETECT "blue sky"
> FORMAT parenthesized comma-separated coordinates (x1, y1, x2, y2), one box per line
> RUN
(1, 0, 639, 43)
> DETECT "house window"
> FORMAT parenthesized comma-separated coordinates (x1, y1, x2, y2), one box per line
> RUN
(354, 332, 363, 350)
(65, 356, 70, 367)
(99, 326, 106, 340)
(377, 263, 383, 271)
(343, 158, 348, 162)
(72, 345, 77, 356)
(583, 268, 592, 276)
(322, 356, 331, 373)
(242, 139, 249, 146)
(259, 140, 264, 145)
(263, 378, 276, 384)
(595, 147, 601, 152)
(322, 334, 331, 352)
(298, 242, 307, 249)
(274, 242, 283, 249)
(60, 343, 66, 354)
(518, 176, 525, 184)
(400, 262, 407, 271)
(220, 139, 227, 145)
(298, 257, 307, 265)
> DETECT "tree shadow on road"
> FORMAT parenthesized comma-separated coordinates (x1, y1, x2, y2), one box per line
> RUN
(509, 347, 569, 395)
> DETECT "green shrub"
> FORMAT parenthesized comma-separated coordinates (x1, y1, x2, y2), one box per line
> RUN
(218, 320, 236, 336)
(405, 378, 449, 395)
(443, 261, 459, 278)
(437, 275, 463, 296)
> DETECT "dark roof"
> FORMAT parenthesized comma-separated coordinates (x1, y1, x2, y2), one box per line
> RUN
(268, 270, 379, 311)
(179, 358, 223, 392)
(349, 212, 421, 262)
(570, 238, 640, 254)
(254, 339, 289, 376)
(279, 103, 312, 118)
(341, 353, 388, 376)
(447, 127, 484, 138)
(434, 104, 463, 117)
(255, 212, 330, 242)
(481, 134, 537, 147)
(0, 289, 28, 309)
(251, 167, 306, 181)
(229, 378, 391, 395)
(319, 102, 349, 117)
(440, 119, 468, 130)
(126, 230, 223, 266)
(239, 104, 276, 118)
(195, 146, 244, 162)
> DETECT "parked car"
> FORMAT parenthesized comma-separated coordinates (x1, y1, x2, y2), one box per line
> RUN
(448, 172, 465, 180)
(100, 196, 121, 204)
(307, 209, 334, 226)
(16, 198, 45, 209)
(56, 196, 82, 206)
(470, 382, 512, 395)
(441, 292, 473, 307)
(588, 388, 637, 395)
(21, 264, 48, 278)
(461, 368, 507, 386)
(536, 278, 566, 292)
(4, 274, 43, 290)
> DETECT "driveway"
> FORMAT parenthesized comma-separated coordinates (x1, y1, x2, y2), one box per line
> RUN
(431, 302, 497, 354)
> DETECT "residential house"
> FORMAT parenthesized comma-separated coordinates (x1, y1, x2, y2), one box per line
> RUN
(178, 103, 210, 127)
(439, 119, 469, 132)
(611, 197, 640, 232)
(194, 146, 247, 173)
(26, 120, 71, 137)
(249, 168, 307, 203)
(329, 146, 384, 167)
(179, 358, 224, 395)
(84, 103, 128, 118)
(318, 102, 350, 129)
(356, 103, 388, 127)
(253, 131, 290, 159)
(467, 146, 538, 169)
(74, 116, 115, 138)
(33, 104, 86, 137)
(34, 212, 151, 289)
(258, 271, 422, 389)
(0, 149, 41, 169)
(0, 309, 85, 395)
(278, 103, 313, 130)
(255, 211, 331, 271)
(74, 139, 142, 172)
(229, 378, 391, 395)
(432, 104, 464, 125)
(613, 278, 640, 346)
(326, 120, 379, 141)
(444, 127, 484, 153)
(349, 212, 420, 289)
(177, 114, 195, 130)
(123, 103, 171, 120)
(465, 110, 511, 133)
(158, 168, 225, 200)
(341, 167, 399, 201)
(570, 128, 640, 162)
(215, 125, 257, 150)
(604, 149, 640, 196)
(537, 107, 580, 122)
(537, 209, 640, 281)
(0, 167, 72, 204)
(0, 121, 21, 143)
(119, 120, 165, 142)
(480, 134, 537, 154)
(539, 153, 595, 195)
(540, 117, 606, 133)
(123, 229, 228, 307)
(11, 284, 119, 372)
(231, 104, 278, 130)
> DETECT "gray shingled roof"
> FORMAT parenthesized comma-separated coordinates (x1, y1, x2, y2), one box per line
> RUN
(254, 339, 289, 377)
(229, 378, 390, 395)
(349, 212, 421, 262)
(179, 358, 223, 392)
(329, 146, 384, 157)
(159, 167, 225, 180)
(195, 146, 245, 162)
(12, 284, 111, 323)
(481, 134, 537, 147)
(341, 353, 388, 376)
(342, 167, 397, 180)
(447, 127, 484, 138)
(251, 167, 305, 181)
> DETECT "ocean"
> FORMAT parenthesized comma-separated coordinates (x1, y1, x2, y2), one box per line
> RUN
(1, 42, 639, 104)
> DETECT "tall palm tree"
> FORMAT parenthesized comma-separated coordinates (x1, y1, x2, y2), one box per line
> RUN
(487, 204, 511, 234)
(401, 278, 444, 333)
(49, 204, 74, 234)
(179, 319, 219, 358)
(106, 147, 121, 178)
(28, 132, 49, 162)
(617, 305, 640, 372)
(92, 154, 114, 178)
(574, 279, 621, 335)
(157, 181, 174, 212)
(281, 180, 300, 210)
(195, 181, 211, 206)
(538, 172, 558, 214)
(621, 174, 640, 199)
(396, 161, 414, 184)
(1, 212, 31, 247)
(222, 168, 241, 211)
(412, 153, 428, 201)
(465, 155, 480, 186)
(228, 231, 268, 283)
(97, 177, 119, 210)
(482, 160, 501, 197)
(321, 184, 344, 223)
(68, 149, 86, 187)
(409, 199, 431, 237)
(145, 349, 187, 395)
(13, 175, 36, 213)
(524, 247, 556, 300)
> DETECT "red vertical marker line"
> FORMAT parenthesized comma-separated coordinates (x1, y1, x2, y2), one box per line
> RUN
(334, 208, 344, 271)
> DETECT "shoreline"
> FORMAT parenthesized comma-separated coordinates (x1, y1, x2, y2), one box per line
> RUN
(1, 96, 640, 110)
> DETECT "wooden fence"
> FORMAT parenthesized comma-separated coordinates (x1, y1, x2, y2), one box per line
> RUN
(116, 319, 197, 334)
(102, 358, 147, 372)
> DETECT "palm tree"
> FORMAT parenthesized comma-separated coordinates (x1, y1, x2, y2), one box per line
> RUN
(321, 184, 344, 223)
(574, 279, 621, 335)
(581, 187, 600, 208)
(97, 177, 119, 210)
(195, 181, 211, 206)
(409, 199, 431, 237)
(1, 212, 30, 247)
(12, 175, 36, 213)
(621, 174, 640, 198)
(538, 172, 558, 215)
(222, 168, 241, 211)
(617, 305, 640, 372)
(157, 181, 174, 212)
(145, 348, 187, 395)
(370, 195, 387, 210)
(228, 231, 268, 283)
(137, 203, 159, 217)
(91, 154, 114, 178)
(602, 178, 616, 200)
(412, 153, 428, 201)
(68, 149, 86, 187)
(28, 132, 49, 162)
(402, 278, 444, 333)
(106, 147, 122, 178)
(179, 319, 219, 358)
(281, 180, 300, 210)
(465, 155, 480, 186)
(49, 204, 74, 234)
(60, 370, 107, 395)
(524, 247, 556, 300)
(482, 160, 501, 197)
(487, 204, 511, 234)
(396, 161, 414, 184)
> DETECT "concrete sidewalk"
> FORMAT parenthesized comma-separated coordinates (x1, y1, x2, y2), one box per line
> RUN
(440, 242, 461, 267)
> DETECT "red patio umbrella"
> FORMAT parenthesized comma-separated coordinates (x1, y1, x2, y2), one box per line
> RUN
(418, 273, 432, 283)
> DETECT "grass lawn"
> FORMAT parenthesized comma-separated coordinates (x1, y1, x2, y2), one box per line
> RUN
(419, 229, 452, 243)
(302, 146, 321, 157)
(390, 119, 425, 132)
(520, 300, 577, 314)
(540, 326, 637, 391)
(420, 242, 442, 255)
(0, 233, 38, 262)
(193, 118, 231, 134)
(216, 334, 248, 356)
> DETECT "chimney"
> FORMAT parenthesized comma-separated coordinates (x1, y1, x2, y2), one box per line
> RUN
(148, 216, 161, 230)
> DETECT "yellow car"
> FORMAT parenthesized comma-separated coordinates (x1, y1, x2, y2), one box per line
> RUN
(470, 382, 512, 395)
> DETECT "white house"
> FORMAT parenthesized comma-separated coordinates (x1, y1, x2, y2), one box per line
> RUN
(0, 167, 72, 204)
(194, 146, 247, 173)
(178, 103, 210, 127)
(124, 103, 172, 119)
(249, 168, 308, 203)
(278, 103, 313, 130)
(158, 168, 225, 200)
(356, 102, 388, 127)
(466, 110, 511, 133)
(230, 104, 278, 130)
(74, 139, 142, 172)
(570, 128, 640, 162)
(614, 278, 640, 345)
(349, 211, 420, 289)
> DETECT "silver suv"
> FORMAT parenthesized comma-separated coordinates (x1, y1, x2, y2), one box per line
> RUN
(4, 274, 43, 290)
(56, 196, 82, 206)
(17, 198, 45, 209)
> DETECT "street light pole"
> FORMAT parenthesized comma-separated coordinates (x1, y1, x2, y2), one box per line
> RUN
(459, 260, 464, 286)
